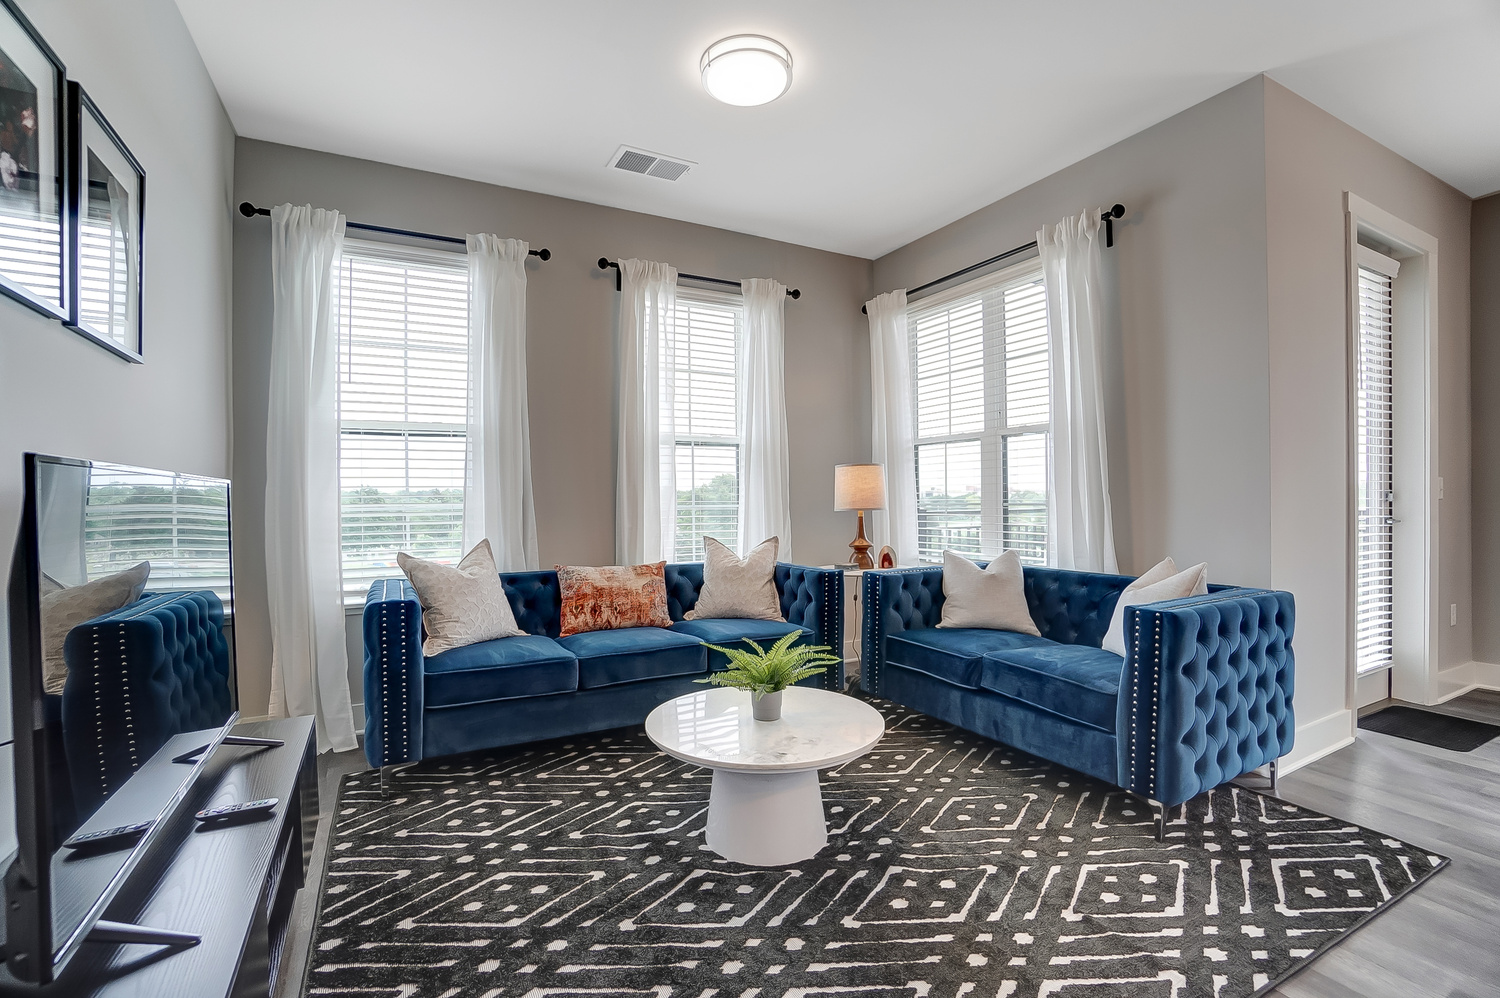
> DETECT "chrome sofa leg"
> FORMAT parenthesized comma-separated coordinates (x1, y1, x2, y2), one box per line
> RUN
(1269, 758, 1281, 797)
(1149, 799, 1166, 843)
(380, 761, 415, 795)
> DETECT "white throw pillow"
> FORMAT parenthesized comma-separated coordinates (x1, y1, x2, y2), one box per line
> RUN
(1101, 558, 1209, 656)
(40, 561, 151, 695)
(938, 550, 1040, 635)
(398, 539, 524, 656)
(686, 536, 783, 621)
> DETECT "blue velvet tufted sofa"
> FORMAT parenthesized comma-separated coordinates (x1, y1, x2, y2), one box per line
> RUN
(362, 562, 844, 771)
(861, 565, 1294, 836)
(48, 590, 234, 838)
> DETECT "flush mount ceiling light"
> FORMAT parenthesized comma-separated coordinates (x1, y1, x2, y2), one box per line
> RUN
(700, 35, 792, 106)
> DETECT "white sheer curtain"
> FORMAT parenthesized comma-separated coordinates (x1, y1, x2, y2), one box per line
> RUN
(738, 278, 792, 557)
(265, 203, 357, 753)
(1038, 209, 1117, 573)
(463, 234, 538, 571)
(866, 290, 919, 562)
(616, 258, 678, 564)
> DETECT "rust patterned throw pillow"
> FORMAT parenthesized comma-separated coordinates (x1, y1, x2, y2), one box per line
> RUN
(556, 562, 673, 637)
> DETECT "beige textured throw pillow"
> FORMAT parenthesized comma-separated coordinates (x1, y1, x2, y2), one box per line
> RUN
(938, 550, 1041, 635)
(40, 561, 151, 695)
(686, 536, 783, 621)
(398, 539, 523, 656)
(1101, 558, 1209, 656)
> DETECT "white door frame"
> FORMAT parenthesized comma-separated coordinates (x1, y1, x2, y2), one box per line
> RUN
(1343, 192, 1439, 709)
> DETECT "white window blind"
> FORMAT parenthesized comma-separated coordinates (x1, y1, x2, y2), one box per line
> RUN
(82, 470, 233, 603)
(337, 240, 469, 600)
(671, 287, 743, 561)
(1355, 252, 1397, 674)
(909, 261, 1049, 565)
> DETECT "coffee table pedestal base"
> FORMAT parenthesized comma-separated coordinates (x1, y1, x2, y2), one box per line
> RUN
(705, 768, 826, 866)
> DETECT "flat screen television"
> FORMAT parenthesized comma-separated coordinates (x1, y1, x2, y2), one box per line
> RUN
(3, 454, 247, 984)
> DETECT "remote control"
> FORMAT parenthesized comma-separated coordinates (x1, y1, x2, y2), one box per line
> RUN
(63, 821, 152, 850)
(195, 798, 278, 822)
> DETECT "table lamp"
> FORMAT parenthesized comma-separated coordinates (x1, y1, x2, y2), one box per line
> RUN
(834, 463, 886, 570)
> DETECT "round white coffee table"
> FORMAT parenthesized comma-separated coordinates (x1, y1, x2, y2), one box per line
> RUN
(644, 686, 884, 867)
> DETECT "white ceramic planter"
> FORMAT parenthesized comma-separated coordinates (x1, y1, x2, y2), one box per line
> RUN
(753, 689, 783, 721)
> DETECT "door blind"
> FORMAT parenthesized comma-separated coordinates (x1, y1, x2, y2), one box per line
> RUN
(671, 288, 742, 561)
(909, 262, 1049, 564)
(1355, 262, 1394, 673)
(337, 240, 469, 599)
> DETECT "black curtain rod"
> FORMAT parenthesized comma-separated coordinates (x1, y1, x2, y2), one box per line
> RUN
(597, 258, 801, 299)
(237, 202, 551, 260)
(861, 204, 1124, 314)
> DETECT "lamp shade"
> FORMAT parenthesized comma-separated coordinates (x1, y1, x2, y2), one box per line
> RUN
(834, 463, 887, 511)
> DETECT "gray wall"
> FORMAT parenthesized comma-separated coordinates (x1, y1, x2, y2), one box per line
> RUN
(1264, 78, 1474, 737)
(873, 78, 1272, 585)
(0, 0, 234, 858)
(231, 138, 873, 719)
(1471, 193, 1500, 663)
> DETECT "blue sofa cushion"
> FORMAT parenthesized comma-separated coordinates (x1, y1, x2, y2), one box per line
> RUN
(978, 642, 1124, 732)
(671, 619, 814, 670)
(559, 627, 707, 689)
(424, 635, 579, 708)
(884, 628, 1051, 689)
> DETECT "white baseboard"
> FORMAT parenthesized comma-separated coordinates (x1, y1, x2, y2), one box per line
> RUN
(1281, 708, 1355, 775)
(1467, 661, 1500, 691)
(1425, 661, 1500, 705)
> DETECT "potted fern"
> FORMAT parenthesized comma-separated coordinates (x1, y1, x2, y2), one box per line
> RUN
(696, 632, 843, 721)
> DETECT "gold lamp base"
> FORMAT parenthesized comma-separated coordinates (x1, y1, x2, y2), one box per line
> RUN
(848, 509, 874, 570)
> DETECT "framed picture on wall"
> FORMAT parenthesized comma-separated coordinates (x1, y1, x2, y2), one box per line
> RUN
(0, 0, 67, 320)
(66, 81, 144, 361)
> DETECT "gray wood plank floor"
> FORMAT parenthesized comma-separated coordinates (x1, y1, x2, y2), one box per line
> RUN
(273, 692, 1500, 998)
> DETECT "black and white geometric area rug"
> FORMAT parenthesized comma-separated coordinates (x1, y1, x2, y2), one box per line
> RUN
(304, 700, 1446, 998)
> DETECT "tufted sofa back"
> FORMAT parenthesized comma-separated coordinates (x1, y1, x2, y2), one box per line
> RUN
(867, 563, 1231, 648)
(499, 562, 830, 638)
(60, 590, 233, 816)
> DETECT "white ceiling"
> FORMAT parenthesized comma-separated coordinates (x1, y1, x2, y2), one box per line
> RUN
(175, 0, 1500, 259)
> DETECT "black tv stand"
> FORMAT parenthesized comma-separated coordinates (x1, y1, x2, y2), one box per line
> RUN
(2, 717, 318, 996)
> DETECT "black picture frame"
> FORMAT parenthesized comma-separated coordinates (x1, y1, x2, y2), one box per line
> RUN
(66, 80, 145, 362)
(0, 0, 68, 321)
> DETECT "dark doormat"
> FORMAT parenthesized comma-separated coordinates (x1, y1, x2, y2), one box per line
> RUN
(1359, 704, 1500, 751)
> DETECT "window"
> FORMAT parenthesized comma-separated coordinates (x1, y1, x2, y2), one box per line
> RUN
(909, 261, 1049, 565)
(1355, 248, 1398, 674)
(336, 240, 469, 600)
(671, 288, 743, 561)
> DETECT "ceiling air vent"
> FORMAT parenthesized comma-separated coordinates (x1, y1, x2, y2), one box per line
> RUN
(608, 145, 695, 182)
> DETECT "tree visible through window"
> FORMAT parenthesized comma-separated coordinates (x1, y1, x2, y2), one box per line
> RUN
(909, 262, 1050, 564)
(336, 240, 469, 600)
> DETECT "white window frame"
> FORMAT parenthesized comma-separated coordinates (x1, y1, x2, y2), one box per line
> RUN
(908, 257, 1050, 565)
(669, 284, 744, 562)
(336, 237, 470, 603)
